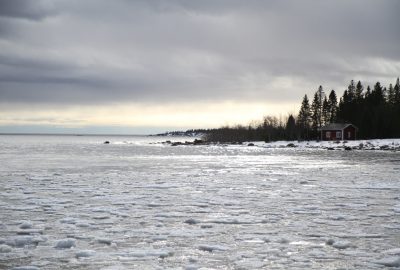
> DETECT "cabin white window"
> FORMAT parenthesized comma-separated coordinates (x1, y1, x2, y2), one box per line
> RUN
(336, 131, 341, 139)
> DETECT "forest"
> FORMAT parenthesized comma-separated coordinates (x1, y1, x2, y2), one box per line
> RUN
(202, 78, 400, 142)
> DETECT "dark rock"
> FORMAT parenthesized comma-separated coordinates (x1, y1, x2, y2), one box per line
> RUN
(184, 218, 198, 225)
(286, 143, 296, 148)
(193, 139, 204, 145)
(327, 147, 335, 150)
(380, 145, 390, 150)
(247, 143, 255, 146)
(103, 141, 110, 144)
(325, 239, 335, 246)
(344, 146, 352, 151)
(171, 142, 182, 146)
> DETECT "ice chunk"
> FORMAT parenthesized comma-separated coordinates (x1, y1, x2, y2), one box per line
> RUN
(55, 238, 75, 249)
(149, 249, 174, 258)
(76, 222, 90, 228)
(0, 244, 12, 253)
(184, 218, 199, 225)
(76, 250, 96, 258)
(277, 237, 290, 244)
(118, 249, 174, 259)
(11, 267, 40, 270)
(374, 256, 400, 267)
(325, 239, 335, 246)
(59, 218, 77, 224)
(185, 265, 199, 270)
(97, 238, 112, 245)
(198, 244, 228, 252)
(6, 236, 45, 247)
(19, 221, 33, 229)
(332, 240, 353, 250)
(384, 248, 400, 255)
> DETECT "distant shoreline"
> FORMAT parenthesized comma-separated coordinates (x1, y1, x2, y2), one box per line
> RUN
(0, 133, 151, 137)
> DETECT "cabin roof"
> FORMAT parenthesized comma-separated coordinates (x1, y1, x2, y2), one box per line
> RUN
(319, 123, 358, 131)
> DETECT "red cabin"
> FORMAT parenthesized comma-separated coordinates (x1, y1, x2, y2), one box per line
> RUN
(319, 123, 358, 141)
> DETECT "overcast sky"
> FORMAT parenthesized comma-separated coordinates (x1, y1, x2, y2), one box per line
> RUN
(0, 0, 399, 134)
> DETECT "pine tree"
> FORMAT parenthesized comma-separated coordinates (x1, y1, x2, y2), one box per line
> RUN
(365, 86, 371, 96)
(394, 78, 400, 137)
(285, 114, 297, 140)
(337, 90, 348, 122)
(371, 82, 385, 106)
(347, 80, 356, 102)
(322, 96, 330, 125)
(297, 95, 311, 140)
(317, 85, 324, 120)
(355, 80, 364, 101)
(311, 92, 322, 135)
(387, 83, 395, 105)
(310, 85, 325, 131)
(394, 77, 400, 105)
(328, 90, 338, 123)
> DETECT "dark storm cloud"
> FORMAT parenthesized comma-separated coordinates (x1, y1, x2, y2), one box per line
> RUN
(0, 0, 399, 105)
(0, 0, 56, 20)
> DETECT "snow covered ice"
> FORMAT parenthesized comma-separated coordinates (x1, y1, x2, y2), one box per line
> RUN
(0, 134, 399, 269)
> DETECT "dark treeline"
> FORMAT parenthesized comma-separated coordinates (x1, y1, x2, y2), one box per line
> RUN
(204, 78, 400, 142)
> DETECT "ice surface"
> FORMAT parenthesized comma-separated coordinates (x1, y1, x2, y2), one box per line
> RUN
(0, 135, 399, 269)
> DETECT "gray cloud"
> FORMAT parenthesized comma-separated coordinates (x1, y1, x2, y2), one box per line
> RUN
(0, 0, 399, 106)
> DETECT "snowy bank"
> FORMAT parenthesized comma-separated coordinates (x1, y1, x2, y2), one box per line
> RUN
(250, 138, 400, 151)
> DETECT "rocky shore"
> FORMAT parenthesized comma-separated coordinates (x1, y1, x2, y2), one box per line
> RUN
(159, 139, 400, 151)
